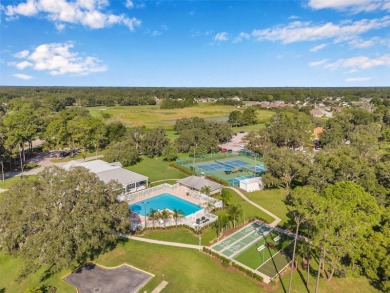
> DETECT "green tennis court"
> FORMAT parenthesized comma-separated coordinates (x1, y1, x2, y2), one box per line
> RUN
(233, 231, 289, 269)
(257, 251, 292, 278)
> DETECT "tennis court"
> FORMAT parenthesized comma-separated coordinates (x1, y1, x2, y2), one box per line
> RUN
(177, 152, 265, 187)
(233, 230, 291, 270)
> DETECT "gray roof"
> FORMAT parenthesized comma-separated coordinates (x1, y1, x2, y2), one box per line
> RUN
(177, 176, 222, 191)
(96, 168, 148, 186)
(62, 159, 147, 187)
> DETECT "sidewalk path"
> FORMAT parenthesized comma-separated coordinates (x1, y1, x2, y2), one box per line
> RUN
(124, 235, 202, 250)
(151, 281, 168, 293)
(226, 186, 281, 227)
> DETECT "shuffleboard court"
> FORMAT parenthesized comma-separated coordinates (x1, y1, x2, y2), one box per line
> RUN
(211, 221, 263, 252)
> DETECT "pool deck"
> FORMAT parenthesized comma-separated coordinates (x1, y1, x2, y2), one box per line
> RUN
(128, 187, 202, 206)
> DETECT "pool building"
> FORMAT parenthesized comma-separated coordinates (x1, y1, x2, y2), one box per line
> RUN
(63, 160, 148, 194)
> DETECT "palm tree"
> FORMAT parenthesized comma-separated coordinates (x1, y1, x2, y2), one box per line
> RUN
(203, 200, 216, 215)
(219, 189, 231, 208)
(160, 209, 171, 227)
(147, 208, 158, 228)
(214, 213, 230, 237)
(172, 208, 185, 226)
(227, 204, 242, 228)
(200, 185, 211, 197)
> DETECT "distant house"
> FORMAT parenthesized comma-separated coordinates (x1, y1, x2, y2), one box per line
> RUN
(310, 109, 325, 118)
(177, 176, 222, 195)
(63, 160, 148, 194)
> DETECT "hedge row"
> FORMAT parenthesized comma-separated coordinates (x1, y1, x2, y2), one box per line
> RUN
(139, 222, 214, 235)
(205, 175, 229, 186)
(203, 247, 231, 267)
(231, 262, 263, 282)
(203, 247, 264, 283)
(169, 162, 195, 176)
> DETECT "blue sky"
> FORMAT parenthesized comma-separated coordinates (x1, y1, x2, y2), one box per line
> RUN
(1, 0, 390, 87)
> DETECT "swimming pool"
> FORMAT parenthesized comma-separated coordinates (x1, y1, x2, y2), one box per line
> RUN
(130, 193, 202, 216)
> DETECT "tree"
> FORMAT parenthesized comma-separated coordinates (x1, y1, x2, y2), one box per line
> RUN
(141, 128, 168, 157)
(172, 208, 185, 226)
(104, 141, 139, 167)
(160, 209, 171, 227)
(106, 121, 126, 143)
(200, 185, 211, 197)
(148, 208, 159, 228)
(285, 186, 323, 293)
(219, 188, 231, 208)
(228, 110, 242, 127)
(162, 144, 178, 161)
(0, 166, 129, 277)
(242, 107, 257, 125)
(263, 148, 311, 188)
(227, 205, 242, 228)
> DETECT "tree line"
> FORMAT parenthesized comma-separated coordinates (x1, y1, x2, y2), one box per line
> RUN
(244, 104, 389, 291)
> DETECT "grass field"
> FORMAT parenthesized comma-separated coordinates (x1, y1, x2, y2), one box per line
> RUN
(215, 188, 275, 224)
(140, 227, 216, 246)
(125, 156, 188, 182)
(244, 189, 289, 225)
(0, 175, 38, 191)
(88, 104, 275, 130)
(0, 240, 379, 293)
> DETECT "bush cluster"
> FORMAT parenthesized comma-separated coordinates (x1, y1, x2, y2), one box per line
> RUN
(169, 162, 195, 176)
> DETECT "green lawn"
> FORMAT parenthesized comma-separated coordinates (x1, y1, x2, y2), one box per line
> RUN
(125, 156, 187, 183)
(87, 104, 275, 130)
(244, 189, 289, 226)
(140, 227, 217, 246)
(215, 188, 275, 224)
(0, 175, 38, 191)
(0, 240, 378, 293)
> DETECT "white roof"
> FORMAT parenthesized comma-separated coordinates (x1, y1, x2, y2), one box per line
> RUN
(62, 160, 147, 187)
(240, 177, 262, 184)
(177, 176, 222, 191)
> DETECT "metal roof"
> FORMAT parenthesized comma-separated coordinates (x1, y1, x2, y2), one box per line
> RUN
(62, 160, 147, 187)
(177, 176, 222, 191)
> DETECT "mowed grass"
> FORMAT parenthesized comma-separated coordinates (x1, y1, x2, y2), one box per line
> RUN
(125, 156, 187, 182)
(0, 175, 38, 191)
(0, 240, 378, 293)
(140, 227, 217, 246)
(215, 188, 275, 224)
(244, 189, 289, 226)
(88, 104, 275, 130)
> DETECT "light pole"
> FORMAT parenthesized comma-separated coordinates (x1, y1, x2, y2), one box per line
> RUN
(142, 201, 149, 229)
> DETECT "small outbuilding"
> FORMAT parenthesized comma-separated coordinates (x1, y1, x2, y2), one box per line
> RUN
(177, 176, 222, 195)
(239, 177, 263, 192)
(63, 160, 148, 194)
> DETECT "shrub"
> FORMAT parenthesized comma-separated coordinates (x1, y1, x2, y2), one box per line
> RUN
(23, 162, 39, 170)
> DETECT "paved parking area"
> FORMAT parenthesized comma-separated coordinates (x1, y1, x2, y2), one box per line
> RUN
(64, 263, 153, 293)
(218, 132, 247, 152)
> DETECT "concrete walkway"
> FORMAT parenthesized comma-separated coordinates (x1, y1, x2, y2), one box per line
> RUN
(151, 281, 168, 293)
(125, 235, 202, 250)
(226, 186, 281, 227)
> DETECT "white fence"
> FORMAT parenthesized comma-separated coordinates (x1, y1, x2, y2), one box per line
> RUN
(118, 183, 180, 202)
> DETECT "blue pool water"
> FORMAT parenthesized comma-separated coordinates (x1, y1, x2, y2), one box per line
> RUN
(130, 193, 202, 216)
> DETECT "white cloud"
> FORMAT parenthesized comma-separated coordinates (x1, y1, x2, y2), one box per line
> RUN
(249, 16, 390, 44)
(5, 0, 141, 31)
(215, 32, 229, 42)
(233, 32, 250, 43)
(125, 0, 134, 9)
(345, 77, 372, 82)
(310, 54, 390, 71)
(310, 43, 327, 52)
(10, 42, 107, 76)
(309, 59, 330, 67)
(307, 0, 390, 12)
(13, 73, 33, 80)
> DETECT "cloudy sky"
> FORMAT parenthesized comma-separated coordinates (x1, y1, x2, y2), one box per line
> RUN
(1, 0, 390, 86)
